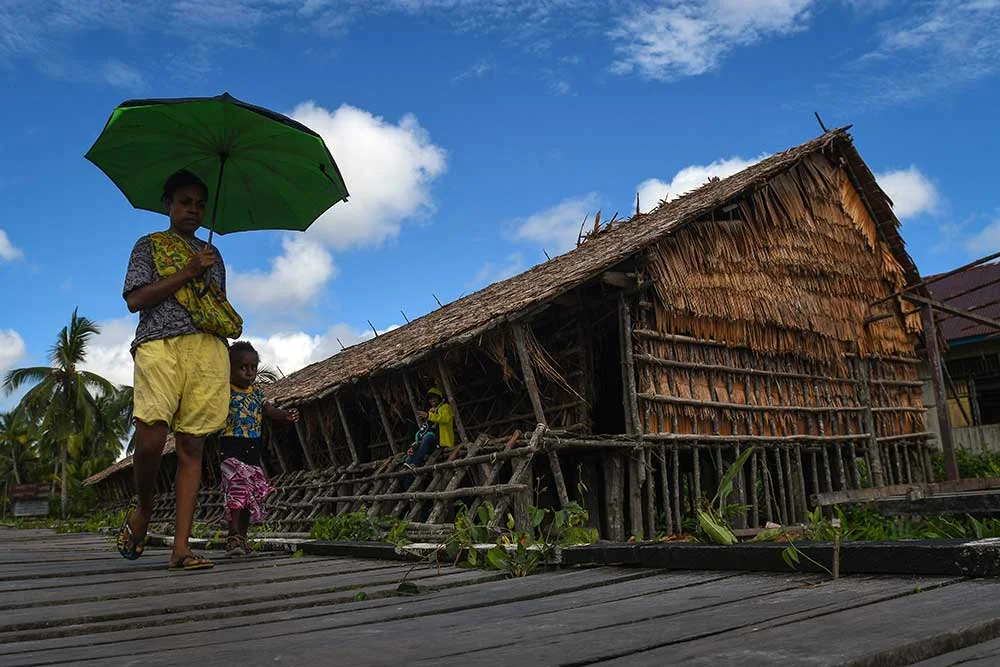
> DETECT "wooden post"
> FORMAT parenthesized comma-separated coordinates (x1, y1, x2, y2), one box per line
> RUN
(658, 448, 673, 535)
(618, 292, 645, 537)
(317, 408, 339, 466)
(426, 434, 489, 523)
(294, 420, 316, 470)
(403, 373, 422, 424)
(922, 306, 959, 481)
(262, 422, 288, 475)
(627, 454, 643, 538)
(856, 358, 885, 487)
(603, 455, 625, 541)
(644, 448, 656, 539)
(617, 292, 643, 436)
(513, 322, 570, 508)
(436, 356, 469, 445)
(372, 382, 400, 455)
(334, 391, 360, 464)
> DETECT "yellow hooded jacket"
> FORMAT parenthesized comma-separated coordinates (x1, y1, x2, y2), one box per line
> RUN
(428, 402, 455, 448)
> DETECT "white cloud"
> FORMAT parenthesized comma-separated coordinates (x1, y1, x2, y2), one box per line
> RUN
(856, 0, 1000, 103)
(964, 214, 1000, 254)
(0, 329, 26, 376)
(0, 229, 22, 261)
(229, 236, 336, 312)
(100, 60, 146, 90)
(80, 317, 137, 388)
(247, 322, 399, 377)
(512, 193, 601, 255)
(453, 58, 495, 82)
(875, 166, 939, 220)
(467, 253, 526, 290)
(77, 316, 405, 388)
(636, 155, 764, 213)
(290, 102, 447, 250)
(611, 0, 816, 80)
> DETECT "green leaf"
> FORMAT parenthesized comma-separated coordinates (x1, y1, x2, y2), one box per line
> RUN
(781, 546, 800, 569)
(712, 445, 755, 508)
(485, 547, 506, 570)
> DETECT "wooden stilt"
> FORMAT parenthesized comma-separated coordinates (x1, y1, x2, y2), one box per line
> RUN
(644, 448, 656, 538)
(513, 322, 570, 508)
(659, 448, 673, 535)
(627, 454, 643, 538)
(856, 358, 885, 487)
(426, 434, 489, 524)
(372, 382, 400, 455)
(403, 373, 422, 423)
(293, 420, 316, 470)
(314, 408, 338, 466)
(436, 356, 469, 445)
(334, 392, 360, 464)
(672, 446, 682, 531)
(263, 422, 288, 475)
(603, 455, 625, 541)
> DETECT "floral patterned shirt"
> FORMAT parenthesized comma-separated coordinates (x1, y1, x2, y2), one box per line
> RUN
(224, 384, 266, 438)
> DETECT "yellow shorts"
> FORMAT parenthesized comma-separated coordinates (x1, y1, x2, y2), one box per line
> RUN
(133, 333, 229, 437)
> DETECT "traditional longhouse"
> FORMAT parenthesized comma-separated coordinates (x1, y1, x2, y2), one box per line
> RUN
(87, 128, 930, 539)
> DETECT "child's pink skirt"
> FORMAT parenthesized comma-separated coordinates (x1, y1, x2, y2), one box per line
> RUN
(221, 457, 276, 523)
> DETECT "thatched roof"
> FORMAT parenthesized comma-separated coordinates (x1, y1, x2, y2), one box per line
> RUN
(267, 128, 918, 406)
(83, 435, 175, 486)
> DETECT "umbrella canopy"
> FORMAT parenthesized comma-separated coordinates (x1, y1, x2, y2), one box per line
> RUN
(85, 92, 349, 237)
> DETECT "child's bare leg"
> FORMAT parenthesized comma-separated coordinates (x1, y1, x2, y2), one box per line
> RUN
(237, 509, 251, 540)
(228, 509, 242, 537)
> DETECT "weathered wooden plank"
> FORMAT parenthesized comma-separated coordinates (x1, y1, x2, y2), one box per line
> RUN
(90, 572, 813, 667)
(0, 568, 667, 662)
(600, 578, 992, 667)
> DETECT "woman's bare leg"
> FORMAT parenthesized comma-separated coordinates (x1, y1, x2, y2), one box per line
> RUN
(131, 421, 169, 544)
(172, 432, 205, 561)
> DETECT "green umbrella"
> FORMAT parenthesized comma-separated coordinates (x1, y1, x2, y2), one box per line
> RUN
(85, 92, 349, 243)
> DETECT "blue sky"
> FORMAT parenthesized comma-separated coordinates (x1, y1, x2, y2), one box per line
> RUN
(1, 0, 999, 405)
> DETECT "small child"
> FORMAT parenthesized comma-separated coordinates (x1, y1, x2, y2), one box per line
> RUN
(220, 341, 298, 556)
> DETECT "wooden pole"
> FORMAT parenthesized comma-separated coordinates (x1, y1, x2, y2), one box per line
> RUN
(334, 391, 360, 464)
(263, 422, 288, 475)
(426, 434, 489, 523)
(316, 408, 339, 466)
(314, 483, 529, 504)
(513, 322, 570, 508)
(372, 382, 400, 455)
(922, 306, 959, 481)
(403, 373, 422, 423)
(604, 455, 625, 541)
(618, 293, 643, 436)
(856, 358, 885, 487)
(436, 356, 469, 445)
(491, 424, 546, 522)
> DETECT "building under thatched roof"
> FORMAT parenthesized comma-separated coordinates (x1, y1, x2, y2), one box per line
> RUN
(88, 128, 930, 539)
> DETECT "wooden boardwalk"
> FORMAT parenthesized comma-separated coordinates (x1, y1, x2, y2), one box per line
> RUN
(2, 528, 1000, 666)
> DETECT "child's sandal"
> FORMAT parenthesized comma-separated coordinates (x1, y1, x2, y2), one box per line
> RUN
(225, 535, 246, 556)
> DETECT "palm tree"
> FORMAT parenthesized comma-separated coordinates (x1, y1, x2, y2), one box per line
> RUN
(0, 411, 37, 486)
(2, 309, 117, 517)
(94, 385, 134, 459)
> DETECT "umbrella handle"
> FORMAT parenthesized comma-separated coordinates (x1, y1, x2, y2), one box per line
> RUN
(199, 154, 227, 297)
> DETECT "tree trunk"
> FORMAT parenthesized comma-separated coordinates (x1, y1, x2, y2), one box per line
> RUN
(61, 441, 68, 519)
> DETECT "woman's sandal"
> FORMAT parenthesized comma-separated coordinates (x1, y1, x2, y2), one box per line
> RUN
(116, 500, 147, 561)
(168, 553, 214, 571)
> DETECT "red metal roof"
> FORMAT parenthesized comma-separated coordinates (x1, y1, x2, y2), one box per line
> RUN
(926, 262, 1000, 343)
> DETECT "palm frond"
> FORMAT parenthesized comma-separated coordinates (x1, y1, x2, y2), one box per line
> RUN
(2, 367, 54, 395)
